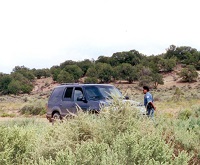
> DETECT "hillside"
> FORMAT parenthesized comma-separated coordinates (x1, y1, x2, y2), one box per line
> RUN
(0, 68, 199, 120)
(31, 69, 200, 96)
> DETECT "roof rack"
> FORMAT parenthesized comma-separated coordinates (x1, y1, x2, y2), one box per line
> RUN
(61, 83, 80, 85)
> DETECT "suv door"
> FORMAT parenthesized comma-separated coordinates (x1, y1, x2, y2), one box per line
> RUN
(60, 87, 74, 116)
(73, 87, 89, 112)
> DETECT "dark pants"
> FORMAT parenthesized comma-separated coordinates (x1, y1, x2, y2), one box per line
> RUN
(146, 108, 154, 117)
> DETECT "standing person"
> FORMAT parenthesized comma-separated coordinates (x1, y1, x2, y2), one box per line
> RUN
(143, 86, 156, 119)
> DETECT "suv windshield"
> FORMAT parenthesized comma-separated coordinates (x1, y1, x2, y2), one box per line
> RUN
(85, 86, 123, 100)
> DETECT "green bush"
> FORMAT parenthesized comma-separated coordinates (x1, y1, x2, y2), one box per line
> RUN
(12, 66, 35, 81)
(20, 101, 46, 115)
(0, 74, 12, 94)
(64, 65, 83, 82)
(0, 72, 34, 95)
(57, 70, 74, 83)
(178, 65, 198, 82)
(86, 67, 98, 78)
(1, 113, 15, 117)
(178, 109, 192, 120)
(0, 100, 198, 164)
(0, 125, 33, 164)
(8, 80, 21, 95)
(33, 68, 51, 79)
(193, 107, 200, 117)
(84, 77, 98, 84)
(96, 63, 113, 83)
(114, 63, 135, 83)
(172, 87, 184, 101)
(50, 66, 61, 81)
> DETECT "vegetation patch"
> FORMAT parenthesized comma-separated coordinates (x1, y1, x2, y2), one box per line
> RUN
(20, 100, 46, 116)
(0, 100, 199, 164)
(1, 113, 16, 118)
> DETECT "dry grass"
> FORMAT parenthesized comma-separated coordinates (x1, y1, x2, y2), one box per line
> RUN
(156, 99, 200, 118)
(0, 95, 47, 118)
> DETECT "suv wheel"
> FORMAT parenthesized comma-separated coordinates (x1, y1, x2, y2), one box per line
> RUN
(53, 112, 61, 120)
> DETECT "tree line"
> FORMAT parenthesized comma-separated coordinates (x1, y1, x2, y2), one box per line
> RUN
(0, 45, 199, 95)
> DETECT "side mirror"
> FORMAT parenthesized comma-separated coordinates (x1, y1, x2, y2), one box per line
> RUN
(125, 96, 129, 100)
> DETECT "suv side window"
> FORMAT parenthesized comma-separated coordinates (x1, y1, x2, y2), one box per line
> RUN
(74, 87, 83, 101)
(63, 87, 73, 101)
(49, 87, 63, 103)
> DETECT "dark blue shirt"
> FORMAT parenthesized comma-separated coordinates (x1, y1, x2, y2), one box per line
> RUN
(144, 92, 153, 107)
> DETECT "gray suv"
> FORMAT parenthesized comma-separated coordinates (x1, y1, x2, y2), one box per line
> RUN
(46, 84, 125, 121)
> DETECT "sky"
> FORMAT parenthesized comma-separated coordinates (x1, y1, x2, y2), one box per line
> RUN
(0, 0, 200, 74)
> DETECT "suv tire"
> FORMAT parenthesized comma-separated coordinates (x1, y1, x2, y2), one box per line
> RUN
(53, 112, 61, 120)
